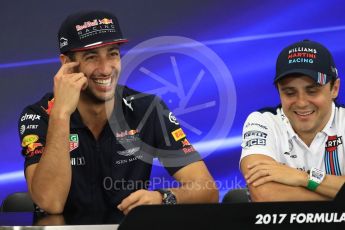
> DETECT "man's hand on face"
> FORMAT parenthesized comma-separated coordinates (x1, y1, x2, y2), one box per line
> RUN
(51, 62, 88, 117)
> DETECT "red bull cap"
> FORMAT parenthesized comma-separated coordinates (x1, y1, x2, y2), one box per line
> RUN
(58, 10, 128, 53)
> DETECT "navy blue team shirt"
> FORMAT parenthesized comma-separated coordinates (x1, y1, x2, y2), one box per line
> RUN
(19, 85, 201, 212)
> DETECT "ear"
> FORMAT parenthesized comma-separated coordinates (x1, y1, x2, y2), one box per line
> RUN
(59, 54, 69, 65)
(331, 78, 340, 99)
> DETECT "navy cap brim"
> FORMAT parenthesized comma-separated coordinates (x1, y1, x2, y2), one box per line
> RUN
(70, 38, 128, 52)
(274, 68, 329, 85)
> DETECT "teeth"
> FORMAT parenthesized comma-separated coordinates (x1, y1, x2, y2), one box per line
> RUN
(295, 111, 313, 116)
(94, 78, 111, 86)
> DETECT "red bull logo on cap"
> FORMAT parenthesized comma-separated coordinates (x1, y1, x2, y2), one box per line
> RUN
(76, 19, 99, 31)
(75, 18, 114, 32)
(98, 18, 113, 25)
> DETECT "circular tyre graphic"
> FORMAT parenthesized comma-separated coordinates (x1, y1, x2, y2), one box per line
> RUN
(115, 36, 236, 165)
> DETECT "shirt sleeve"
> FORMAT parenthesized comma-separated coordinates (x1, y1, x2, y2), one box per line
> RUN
(240, 111, 278, 164)
(151, 97, 202, 176)
(18, 106, 48, 171)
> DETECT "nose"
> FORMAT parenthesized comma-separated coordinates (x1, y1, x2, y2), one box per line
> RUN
(295, 92, 309, 107)
(96, 57, 114, 76)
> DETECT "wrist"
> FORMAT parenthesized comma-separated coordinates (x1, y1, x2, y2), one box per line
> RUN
(155, 189, 177, 205)
(299, 171, 309, 187)
(49, 107, 72, 120)
(155, 191, 163, 204)
(306, 168, 326, 191)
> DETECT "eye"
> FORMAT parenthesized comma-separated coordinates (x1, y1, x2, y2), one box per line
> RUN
(109, 50, 120, 57)
(306, 86, 321, 95)
(307, 89, 318, 95)
(84, 54, 96, 61)
(283, 90, 295, 97)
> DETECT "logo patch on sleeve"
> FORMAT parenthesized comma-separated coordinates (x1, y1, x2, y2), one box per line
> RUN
(181, 138, 191, 147)
(41, 98, 55, 115)
(22, 135, 39, 147)
(171, 128, 186, 141)
(25, 143, 44, 157)
(169, 112, 179, 125)
(324, 135, 342, 175)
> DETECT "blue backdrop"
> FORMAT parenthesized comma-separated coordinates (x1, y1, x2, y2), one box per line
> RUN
(1, 0, 345, 202)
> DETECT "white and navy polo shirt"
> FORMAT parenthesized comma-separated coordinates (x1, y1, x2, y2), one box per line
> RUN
(240, 103, 345, 175)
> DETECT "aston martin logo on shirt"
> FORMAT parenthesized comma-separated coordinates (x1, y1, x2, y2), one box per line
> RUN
(117, 147, 140, 156)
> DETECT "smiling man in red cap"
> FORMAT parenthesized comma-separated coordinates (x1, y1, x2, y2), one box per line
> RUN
(18, 10, 218, 214)
(240, 40, 345, 202)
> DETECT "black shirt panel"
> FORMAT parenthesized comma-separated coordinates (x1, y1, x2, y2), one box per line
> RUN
(18, 85, 201, 212)
(114, 86, 201, 175)
(18, 93, 51, 171)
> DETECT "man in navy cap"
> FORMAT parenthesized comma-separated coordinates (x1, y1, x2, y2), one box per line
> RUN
(19, 10, 218, 214)
(240, 40, 345, 201)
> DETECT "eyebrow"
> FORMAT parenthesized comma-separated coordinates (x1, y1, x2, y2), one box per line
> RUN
(80, 46, 120, 58)
(280, 86, 295, 91)
(106, 45, 120, 53)
(81, 50, 97, 58)
(306, 83, 321, 89)
(280, 83, 321, 91)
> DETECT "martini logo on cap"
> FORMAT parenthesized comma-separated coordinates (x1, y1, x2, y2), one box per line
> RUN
(288, 47, 317, 64)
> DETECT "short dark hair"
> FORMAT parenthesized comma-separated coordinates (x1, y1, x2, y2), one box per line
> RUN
(330, 77, 337, 89)
(63, 51, 76, 61)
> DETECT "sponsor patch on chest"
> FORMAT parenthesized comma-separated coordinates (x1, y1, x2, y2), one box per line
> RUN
(69, 134, 79, 151)
(325, 135, 342, 152)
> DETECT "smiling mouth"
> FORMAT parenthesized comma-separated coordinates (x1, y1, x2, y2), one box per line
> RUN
(93, 78, 112, 87)
(294, 111, 314, 117)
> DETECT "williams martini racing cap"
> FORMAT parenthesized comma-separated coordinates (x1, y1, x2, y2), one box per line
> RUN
(274, 39, 338, 85)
